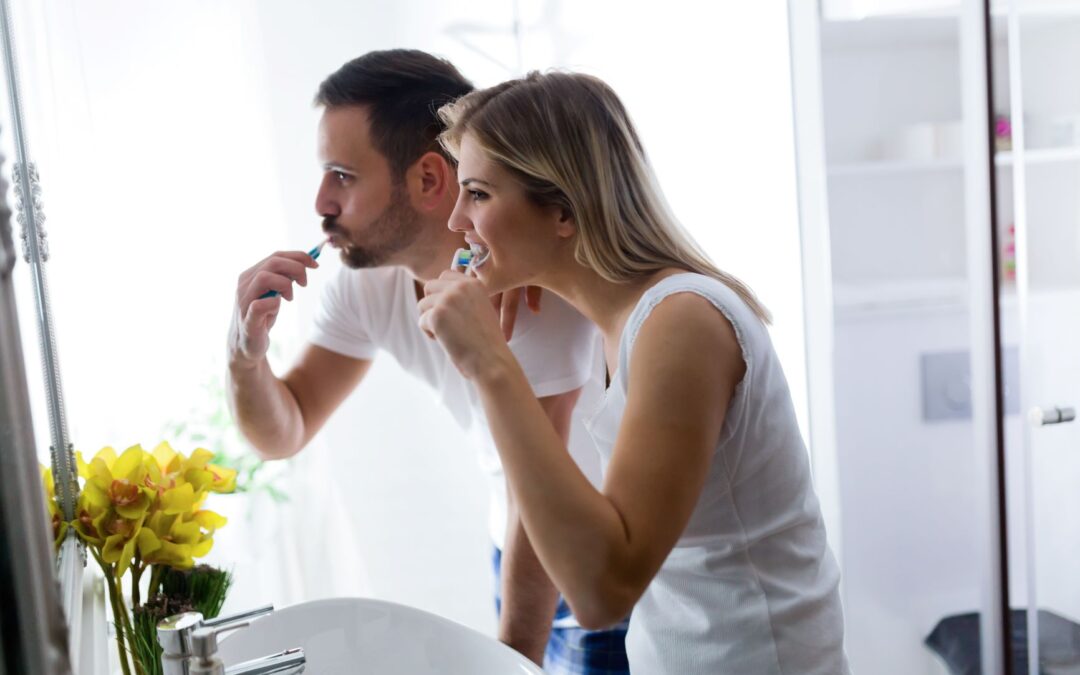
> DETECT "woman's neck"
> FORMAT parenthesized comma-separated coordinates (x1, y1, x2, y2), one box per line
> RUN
(540, 259, 684, 348)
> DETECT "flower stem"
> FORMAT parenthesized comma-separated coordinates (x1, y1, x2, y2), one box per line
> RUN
(131, 563, 143, 609)
(114, 579, 146, 675)
(94, 554, 133, 675)
(148, 564, 165, 600)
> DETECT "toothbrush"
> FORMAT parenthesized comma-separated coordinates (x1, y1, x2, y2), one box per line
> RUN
(451, 247, 474, 271)
(259, 240, 327, 299)
(451, 244, 490, 273)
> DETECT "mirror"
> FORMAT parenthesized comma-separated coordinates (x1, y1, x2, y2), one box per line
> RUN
(3, 1, 814, 670)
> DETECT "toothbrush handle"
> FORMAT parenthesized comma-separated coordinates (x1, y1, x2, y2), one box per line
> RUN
(257, 244, 323, 299)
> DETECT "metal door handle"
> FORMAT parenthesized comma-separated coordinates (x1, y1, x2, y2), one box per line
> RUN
(1028, 406, 1076, 426)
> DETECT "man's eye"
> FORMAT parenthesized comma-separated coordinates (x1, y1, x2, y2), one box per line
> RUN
(335, 171, 350, 182)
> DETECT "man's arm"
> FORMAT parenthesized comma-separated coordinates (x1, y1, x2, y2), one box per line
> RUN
(228, 344, 370, 458)
(498, 388, 581, 664)
(227, 250, 371, 459)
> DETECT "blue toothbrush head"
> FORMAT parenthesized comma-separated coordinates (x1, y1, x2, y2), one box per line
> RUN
(258, 239, 327, 299)
(451, 248, 474, 270)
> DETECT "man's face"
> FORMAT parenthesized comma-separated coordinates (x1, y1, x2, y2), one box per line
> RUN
(315, 105, 421, 269)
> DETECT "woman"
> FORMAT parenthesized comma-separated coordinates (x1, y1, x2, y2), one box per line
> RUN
(418, 72, 849, 674)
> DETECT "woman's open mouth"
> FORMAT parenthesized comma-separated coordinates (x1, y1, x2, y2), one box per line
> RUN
(468, 242, 491, 269)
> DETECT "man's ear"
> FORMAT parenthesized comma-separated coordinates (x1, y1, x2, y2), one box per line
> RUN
(408, 151, 452, 211)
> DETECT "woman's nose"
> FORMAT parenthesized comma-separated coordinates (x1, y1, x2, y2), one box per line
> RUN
(447, 201, 471, 233)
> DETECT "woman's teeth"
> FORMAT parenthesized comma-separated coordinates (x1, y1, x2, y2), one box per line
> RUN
(469, 243, 491, 268)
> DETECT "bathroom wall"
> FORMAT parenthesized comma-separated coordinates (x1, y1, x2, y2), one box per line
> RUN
(833, 291, 1080, 674)
(833, 301, 1020, 674)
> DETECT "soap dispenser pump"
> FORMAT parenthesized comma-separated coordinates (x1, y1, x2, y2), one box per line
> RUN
(187, 621, 249, 675)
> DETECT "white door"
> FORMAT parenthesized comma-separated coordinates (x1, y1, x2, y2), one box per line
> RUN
(1003, 3, 1080, 672)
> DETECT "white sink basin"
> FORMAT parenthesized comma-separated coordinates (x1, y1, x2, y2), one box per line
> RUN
(217, 597, 545, 674)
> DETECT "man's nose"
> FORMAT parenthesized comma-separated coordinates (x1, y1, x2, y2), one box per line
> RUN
(314, 176, 339, 217)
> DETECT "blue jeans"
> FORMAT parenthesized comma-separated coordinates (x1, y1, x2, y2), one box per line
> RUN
(493, 548, 630, 675)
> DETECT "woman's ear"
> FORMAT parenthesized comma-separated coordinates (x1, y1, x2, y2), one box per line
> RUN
(554, 206, 576, 239)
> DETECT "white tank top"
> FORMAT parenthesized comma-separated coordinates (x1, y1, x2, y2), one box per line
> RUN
(582, 273, 850, 674)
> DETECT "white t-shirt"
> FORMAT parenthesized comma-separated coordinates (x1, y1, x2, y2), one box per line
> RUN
(310, 264, 604, 548)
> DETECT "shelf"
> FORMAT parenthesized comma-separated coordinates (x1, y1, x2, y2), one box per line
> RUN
(834, 279, 968, 318)
(822, 14, 1008, 51)
(833, 279, 1023, 319)
(828, 146, 1080, 177)
(828, 158, 961, 177)
(823, 7, 1080, 50)
(832, 280, 1080, 320)
(996, 146, 1080, 166)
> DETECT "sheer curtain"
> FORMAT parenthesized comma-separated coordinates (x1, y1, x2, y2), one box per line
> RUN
(11, 0, 805, 636)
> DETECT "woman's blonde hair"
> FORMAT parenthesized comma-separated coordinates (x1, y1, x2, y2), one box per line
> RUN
(438, 71, 770, 324)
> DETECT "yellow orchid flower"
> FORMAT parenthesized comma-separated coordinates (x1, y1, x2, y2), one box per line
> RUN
(192, 509, 227, 532)
(183, 448, 238, 494)
(84, 445, 154, 520)
(159, 482, 199, 515)
(70, 481, 110, 544)
(75, 451, 92, 479)
(145, 442, 226, 504)
(39, 465, 67, 547)
(96, 510, 145, 577)
(88, 446, 117, 471)
(136, 510, 215, 569)
(147, 441, 184, 481)
(71, 442, 234, 574)
(69, 441, 237, 675)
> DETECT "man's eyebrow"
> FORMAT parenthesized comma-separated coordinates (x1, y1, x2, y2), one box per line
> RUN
(461, 178, 495, 187)
(323, 162, 356, 173)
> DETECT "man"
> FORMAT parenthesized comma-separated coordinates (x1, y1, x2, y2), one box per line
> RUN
(226, 50, 629, 673)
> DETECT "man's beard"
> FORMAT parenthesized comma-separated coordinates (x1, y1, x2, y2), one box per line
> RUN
(325, 184, 422, 269)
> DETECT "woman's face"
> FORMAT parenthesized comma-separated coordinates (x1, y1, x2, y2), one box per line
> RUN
(448, 133, 571, 292)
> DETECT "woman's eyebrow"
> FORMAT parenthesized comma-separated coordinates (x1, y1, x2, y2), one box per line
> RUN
(461, 177, 495, 188)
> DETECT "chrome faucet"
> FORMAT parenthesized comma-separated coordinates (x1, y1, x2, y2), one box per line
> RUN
(188, 624, 305, 675)
(218, 648, 306, 675)
(157, 605, 274, 675)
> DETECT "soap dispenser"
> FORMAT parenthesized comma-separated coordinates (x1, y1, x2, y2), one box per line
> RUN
(157, 611, 204, 675)
(187, 622, 248, 675)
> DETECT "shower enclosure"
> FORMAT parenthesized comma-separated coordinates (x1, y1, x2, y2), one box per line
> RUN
(789, 0, 1080, 673)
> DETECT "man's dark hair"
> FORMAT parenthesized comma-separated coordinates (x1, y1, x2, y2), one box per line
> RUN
(315, 49, 474, 180)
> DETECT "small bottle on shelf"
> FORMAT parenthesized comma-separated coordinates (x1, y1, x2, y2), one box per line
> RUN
(995, 115, 1012, 153)
(1002, 223, 1016, 285)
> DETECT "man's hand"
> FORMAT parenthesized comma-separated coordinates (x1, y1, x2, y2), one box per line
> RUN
(492, 286, 544, 341)
(229, 250, 319, 368)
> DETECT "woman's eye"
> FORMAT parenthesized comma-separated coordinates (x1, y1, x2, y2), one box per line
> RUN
(468, 189, 488, 202)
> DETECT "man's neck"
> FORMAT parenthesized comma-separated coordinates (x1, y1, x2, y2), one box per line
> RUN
(399, 221, 466, 283)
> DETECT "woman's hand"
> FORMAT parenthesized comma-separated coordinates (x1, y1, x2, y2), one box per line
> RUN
(418, 269, 517, 383)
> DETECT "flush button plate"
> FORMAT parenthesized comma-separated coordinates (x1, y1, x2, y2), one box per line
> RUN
(920, 347, 1019, 421)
